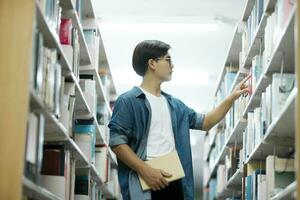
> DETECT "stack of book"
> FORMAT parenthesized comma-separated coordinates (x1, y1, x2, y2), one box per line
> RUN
(240, 0, 265, 65)
(244, 162, 266, 200)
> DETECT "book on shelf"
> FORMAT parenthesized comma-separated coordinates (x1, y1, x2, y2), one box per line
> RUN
(75, 175, 90, 199)
(257, 174, 267, 200)
(216, 164, 226, 194)
(91, 182, 102, 200)
(31, 29, 65, 118)
(251, 54, 263, 92)
(271, 73, 295, 122)
(31, 30, 43, 94)
(74, 0, 83, 22)
(74, 124, 96, 164)
(225, 146, 241, 181)
(107, 168, 120, 197)
(224, 66, 238, 96)
(24, 112, 45, 184)
(259, 73, 295, 135)
(78, 74, 97, 119)
(41, 144, 71, 199)
(60, 18, 73, 45)
(239, 148, 244, 169)
(209, 178, 217, 200)
(245, 161, 266, 200)
(38, 0, 61, 36)
(263, 0, 295, 67)
(72, 27, 80, 79)
(245, 112, 255, 158)
(83, 29, 100, 71)
(203, 164, 210, 186)
(59, 15, 80, 79)
(276, 0, 296, 33)
(266, 155, 295, 198)
(95, 144, 109, 182)
(245, 169, 266, 200)
(61, 81, 76, 136)
(240, 0, 265, 66)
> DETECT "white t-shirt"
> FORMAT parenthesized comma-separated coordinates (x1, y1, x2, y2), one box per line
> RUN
(139, 87, 176, 160)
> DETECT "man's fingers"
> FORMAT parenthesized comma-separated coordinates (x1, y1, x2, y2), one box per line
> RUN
(161, 177, 169, 187)
(161, 170, 172, 177)
(157, 180, 166, 189)
(241, 88, 250, 94)
(240, 74, 251, 86)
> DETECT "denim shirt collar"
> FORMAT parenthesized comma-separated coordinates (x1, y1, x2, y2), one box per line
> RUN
(132, 86, 173, 100)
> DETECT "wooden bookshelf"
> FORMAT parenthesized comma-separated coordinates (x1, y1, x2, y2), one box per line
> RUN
(1, 0, 119, 199)
(0, 1, 35, 199)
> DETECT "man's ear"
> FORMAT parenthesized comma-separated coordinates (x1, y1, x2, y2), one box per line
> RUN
(148, 59, 156, 71)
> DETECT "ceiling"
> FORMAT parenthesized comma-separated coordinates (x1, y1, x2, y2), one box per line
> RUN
(92, 0, 247, 113)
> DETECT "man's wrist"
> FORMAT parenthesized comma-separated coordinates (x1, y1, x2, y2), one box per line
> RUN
(226, 93, 236, 103)
(136, 162, 149, 175)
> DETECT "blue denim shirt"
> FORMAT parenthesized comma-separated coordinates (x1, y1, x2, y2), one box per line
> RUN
(108, 87, 205, 200)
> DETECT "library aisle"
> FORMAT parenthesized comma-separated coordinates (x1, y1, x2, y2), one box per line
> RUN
(0, 0, 299, 200)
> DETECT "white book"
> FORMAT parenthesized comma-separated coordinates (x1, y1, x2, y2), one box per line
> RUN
(60, 95, 70, 133)
(54, 63, 62, 118)
(26, 113, 39, 164)
(254, 107, 262, 147)
(79, 79, 96, 117)
(95, 146, 108, 182)
(261, 92, 267, 134)
(247, 112, 254, 156)
(75, 134, 93, 163)
(217, 165, 226, 193)
(61, 45, 74, 67)
(257, 174, 267, 200)
(265, 85, 272, 128)
(271, 73, 294, 122)
(69, 159, 76, 200)
(41, 175, 66, 199)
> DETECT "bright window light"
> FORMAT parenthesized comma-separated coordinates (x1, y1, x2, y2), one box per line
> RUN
(171, 70, 210, 86)
(100, 22, 220, 32)
(112, 69, 210, 86)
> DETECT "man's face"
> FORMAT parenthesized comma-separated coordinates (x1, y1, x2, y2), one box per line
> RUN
(154, 53, 174, 82)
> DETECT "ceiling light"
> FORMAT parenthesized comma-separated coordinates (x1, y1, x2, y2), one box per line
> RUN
(100, 22, 220, 32)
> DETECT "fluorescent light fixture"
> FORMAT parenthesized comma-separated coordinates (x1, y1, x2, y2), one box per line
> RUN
(100, 22, 220, 32)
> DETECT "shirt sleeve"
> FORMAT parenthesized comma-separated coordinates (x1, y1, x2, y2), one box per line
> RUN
(185, 105, 205, 130)
(108, 96, 133, 147)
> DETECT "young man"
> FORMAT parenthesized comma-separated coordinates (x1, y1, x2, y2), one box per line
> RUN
(108, 40, 250, 200)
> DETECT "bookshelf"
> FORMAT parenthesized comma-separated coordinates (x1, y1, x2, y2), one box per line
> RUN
(297, 0, 300, 199)
(0, 0, 35, 199)
(23, 177, 62, 200)
(0, 0, 120, 199)
(203, 0, 299, 199)
(269, 181, 297, 200)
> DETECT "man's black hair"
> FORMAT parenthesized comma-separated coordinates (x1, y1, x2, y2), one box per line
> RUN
(132, 40, 171, 76)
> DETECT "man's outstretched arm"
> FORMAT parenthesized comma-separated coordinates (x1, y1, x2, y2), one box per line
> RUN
(202, 75, 251, 131)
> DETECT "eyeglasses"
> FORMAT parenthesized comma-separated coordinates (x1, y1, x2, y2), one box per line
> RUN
(155, 57, 173, 66)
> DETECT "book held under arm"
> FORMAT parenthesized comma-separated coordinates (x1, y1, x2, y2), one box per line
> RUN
(138, 151, 185, 191)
